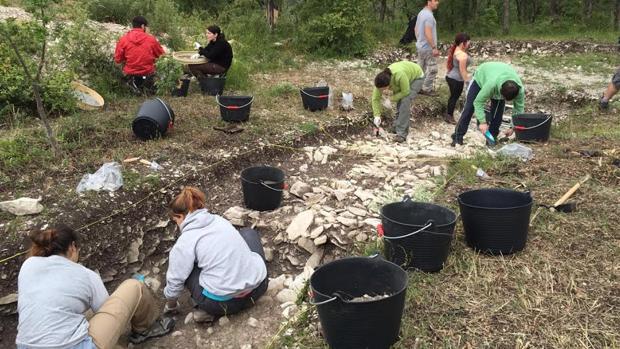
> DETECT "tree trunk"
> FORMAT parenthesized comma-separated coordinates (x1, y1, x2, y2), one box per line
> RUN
(266, 0, 277, 31)
(0, 19, 61, 157)
(616, 0, 620, 30)
(583, 0, 593, 20)
(379, 0, 387, 22)
(502, 0, 510, 34)
(549, 0, 559, 23)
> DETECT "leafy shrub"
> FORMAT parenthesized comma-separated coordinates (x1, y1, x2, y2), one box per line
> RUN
(225, 58, 251, 91)
(154, 55, 183, 95)
(52, 12, 125, 97)
(0, 20, 76, 115)
(293, 0, 373, 57)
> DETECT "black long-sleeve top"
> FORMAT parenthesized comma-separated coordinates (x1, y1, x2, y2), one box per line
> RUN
(198, 39, 233, 70)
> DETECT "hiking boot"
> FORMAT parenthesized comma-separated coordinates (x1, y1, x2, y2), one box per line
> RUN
(450, 138, 463, 147)
(193, 309, 215, 323)
(394, 135, 406, 143)
(128, 317, 175, 344)
(443, 113, 457, 125)
(599, 97, 609, 111)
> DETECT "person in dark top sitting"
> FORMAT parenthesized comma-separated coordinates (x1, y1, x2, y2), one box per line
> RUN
(189, 25, 233, 79)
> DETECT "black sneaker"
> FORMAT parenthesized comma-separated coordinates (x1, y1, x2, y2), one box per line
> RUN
(394, 135, 406, 143)
(599, 97, 609, 110)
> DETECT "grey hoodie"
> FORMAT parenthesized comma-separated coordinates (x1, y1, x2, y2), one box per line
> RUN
(164, 209, 267, 299)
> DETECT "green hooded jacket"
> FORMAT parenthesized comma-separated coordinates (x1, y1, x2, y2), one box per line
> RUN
(371, 61, 424, 117)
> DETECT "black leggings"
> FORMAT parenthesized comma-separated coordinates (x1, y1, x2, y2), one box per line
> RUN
(445, 76, 464, 116)
(185, 228, 268, 316)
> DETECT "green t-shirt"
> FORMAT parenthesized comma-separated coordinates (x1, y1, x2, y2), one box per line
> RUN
(472, 62, 525, 123)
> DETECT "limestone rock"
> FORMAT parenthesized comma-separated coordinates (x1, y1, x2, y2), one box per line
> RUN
(313, 235, 328, 246)
(290, 181, 312, 197)
(0, 197, 43, 216)
(276, 289, 297, 304)
(247, 317, 259, 328)
(337, 216, 357, 227)
(297, 237, 317, 254)
(306, 247, 325, 269)
(310, 226, 324, 239)
(267, 275, 286, 296)
(264, 247, 274, 262)
(0, 293, 17, 305)
(348, 207, 367, 217)
(286, 210, 314, 240)
(218, 316, 230, 326)
(223, 206, 249, 226)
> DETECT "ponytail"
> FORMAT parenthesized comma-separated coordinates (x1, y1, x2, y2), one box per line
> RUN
(374, 68, 392, 88)
(169, 186, 206, 217)
(28, 225, 79, 258)
(447, 32, 471, 71)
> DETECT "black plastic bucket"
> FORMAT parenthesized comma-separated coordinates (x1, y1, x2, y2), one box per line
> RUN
(512, 113, 552, 142)
(172, 78, 190, 97)
(199, 76, 226, 96)
(458, 188, 533, 255)
(132, 98, 175, 140)
(310, 256, 407, 349)
(240, 166, 285, 211)
(380, 196, 457, 272)
(300, 86, 329, 111)
(216, 95, 253, 122)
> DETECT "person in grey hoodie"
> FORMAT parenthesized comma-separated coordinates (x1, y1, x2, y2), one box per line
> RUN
(163, 187, 268, 322)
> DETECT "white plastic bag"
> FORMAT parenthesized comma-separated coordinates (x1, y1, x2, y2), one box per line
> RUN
(76, 162, 123, 193)
(497, 143, 533, 162)
(341, 92, 354, 111)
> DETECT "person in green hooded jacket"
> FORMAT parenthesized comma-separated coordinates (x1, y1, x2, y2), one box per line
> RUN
(371, 61, 425, 143)
(451, 61, 525, 146)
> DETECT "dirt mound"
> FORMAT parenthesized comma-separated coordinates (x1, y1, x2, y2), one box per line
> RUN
(369, 40, 618, 65)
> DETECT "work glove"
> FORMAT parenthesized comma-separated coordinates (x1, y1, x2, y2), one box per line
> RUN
(382, 98, 392, 110)
(190, 53, 201, 60)
(193, 41, 201, 50)
(163, 300, 180, 315)
(373, 116, 382, 127)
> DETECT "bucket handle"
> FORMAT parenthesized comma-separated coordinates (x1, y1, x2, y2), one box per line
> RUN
(215, 95, 254, 110)
(308, 295, 338, 306)
(155, 98, 173, 120)
(514, 115, 552, 131)
(300, 88, 329, 99)
(260, 180, 284, 192)
(382, 221, 433, 240)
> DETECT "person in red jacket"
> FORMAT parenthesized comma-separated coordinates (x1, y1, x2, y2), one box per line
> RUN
(114, 16, 165, 95)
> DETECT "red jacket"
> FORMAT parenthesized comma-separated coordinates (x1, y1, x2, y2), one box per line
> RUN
(114, 29, 164, 75)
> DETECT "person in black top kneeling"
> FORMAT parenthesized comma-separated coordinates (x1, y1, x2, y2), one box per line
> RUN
(190, 25, 233, 79)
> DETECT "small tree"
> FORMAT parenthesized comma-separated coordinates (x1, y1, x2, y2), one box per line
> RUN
(0, 0, 62, 156)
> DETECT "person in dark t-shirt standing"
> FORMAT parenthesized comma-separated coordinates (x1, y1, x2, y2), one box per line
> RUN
(189, 25, 233, 79)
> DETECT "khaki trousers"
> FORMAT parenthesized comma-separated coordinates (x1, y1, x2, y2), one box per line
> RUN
(88, 279, 158, 349)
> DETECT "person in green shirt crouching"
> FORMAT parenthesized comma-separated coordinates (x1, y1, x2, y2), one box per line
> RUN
(451, 61, 524, 146)
(372, 61, 425, 143)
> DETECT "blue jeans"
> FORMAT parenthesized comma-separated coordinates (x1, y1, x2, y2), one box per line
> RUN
(452, 80, 505, 143)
